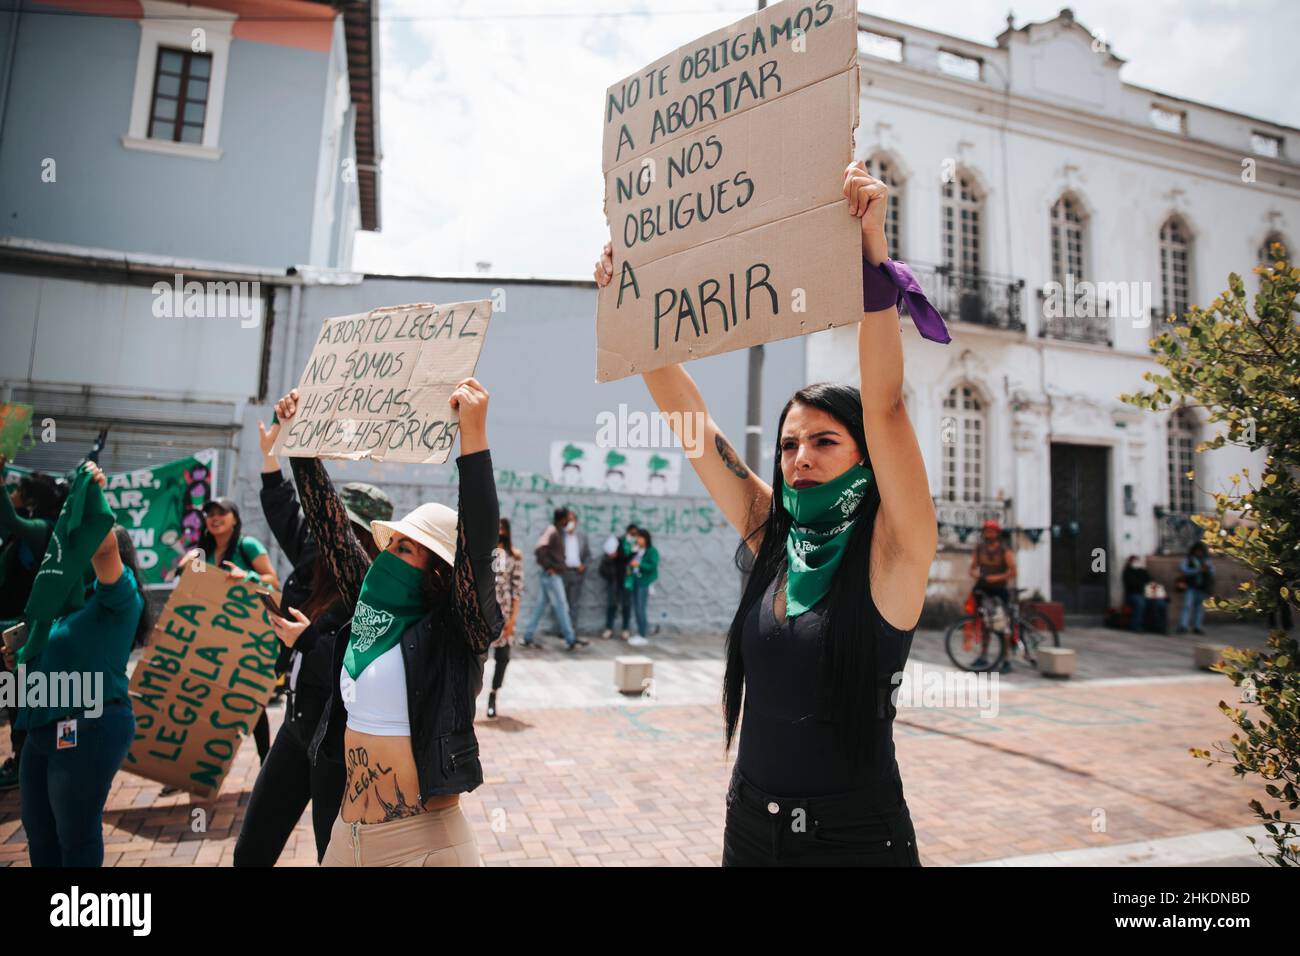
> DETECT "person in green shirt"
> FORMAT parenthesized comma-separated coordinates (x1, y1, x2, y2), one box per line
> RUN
(2, 462, 152, 867)
(176, 495, 279, 771)
(624, 528, 660, 647)
(0, 454, 66, 791)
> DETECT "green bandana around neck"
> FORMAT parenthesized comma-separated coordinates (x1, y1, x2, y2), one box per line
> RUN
(344, 550, 427, 679)
(781, 463, 874, 618)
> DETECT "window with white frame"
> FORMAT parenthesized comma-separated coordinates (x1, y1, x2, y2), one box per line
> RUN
(1166, 408, 1198, 513)
(1250, 132, 1282, 158)
(123, 1, 234, 159)
(1050, 194, 1086, 284)
(942, 172, 983, 279)
(942, 385, 985, 503)
(1149, 105, 1185, 134)
(1159, 216, 1193, 318)
(858, 30, 903, 62)
(865, 154, 903, 258)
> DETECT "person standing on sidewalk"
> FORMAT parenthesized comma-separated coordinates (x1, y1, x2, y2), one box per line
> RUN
(599, 524, 637, 640)
(625, 528, 659, 648)
(275, 378, 504, 867)
(0, 455, 64, 792)
(233, 417, 393, 866)
(1176, 542, 1215, 635)
(9, 463, 151, 867)
(487, 517, 524, 718)
(560, 509, 590, 636)
(520, 508, 587, 651)
(593, 159, 950, 866)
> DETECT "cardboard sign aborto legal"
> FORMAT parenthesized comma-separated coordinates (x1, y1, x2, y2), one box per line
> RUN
(597, 0, 861, 382)
(273, 299, 493, 464)
(125, 560, 282, 797)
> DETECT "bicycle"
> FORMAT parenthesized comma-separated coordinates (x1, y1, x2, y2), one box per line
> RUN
(944, 587, 1060, 672)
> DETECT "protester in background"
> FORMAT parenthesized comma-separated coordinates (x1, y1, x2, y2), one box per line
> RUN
(0, 455, 65, 791)
(969, 519, 1016, 611)
(561, 508, 590, 635)
(624, 528, 659, 647)
(1177, 542, 1215, 635)
(233, 419, 393, 866)
(487, 517, 524, 719)
(594, 159, 941, 866)
(174, 496, 281, 774)
(5, 463, 150, 867)
(520, 508, 587, 652)
(599, 524, 637, 640)
(276, 380, 503, 867)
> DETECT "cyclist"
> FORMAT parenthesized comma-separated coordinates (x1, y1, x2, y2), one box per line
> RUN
(968, 519, 1017, 672)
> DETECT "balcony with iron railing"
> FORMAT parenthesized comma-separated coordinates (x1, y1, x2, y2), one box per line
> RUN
(1036, 286, 1113, 346)
(902, 263, 1026, 333)
(1154, 506, 1204, 555)
(933, 496, 1013, 549)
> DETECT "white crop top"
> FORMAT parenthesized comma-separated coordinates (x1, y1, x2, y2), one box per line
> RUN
(340, 643, 411, 736)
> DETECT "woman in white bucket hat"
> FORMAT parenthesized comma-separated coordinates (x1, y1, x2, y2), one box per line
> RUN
(274, 376, 503, 867)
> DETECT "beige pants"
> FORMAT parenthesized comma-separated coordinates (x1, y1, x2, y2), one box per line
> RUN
(321, 804, 481, 867)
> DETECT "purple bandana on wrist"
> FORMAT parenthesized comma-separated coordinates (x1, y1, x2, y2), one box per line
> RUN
(862, 257, 952, 344)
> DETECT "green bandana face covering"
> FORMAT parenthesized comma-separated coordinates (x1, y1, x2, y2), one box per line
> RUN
(344, 550, 427, 679)
(781, 463, 874, 618)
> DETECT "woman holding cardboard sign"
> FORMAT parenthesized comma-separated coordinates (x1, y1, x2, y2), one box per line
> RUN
(273, 377, 503, 867)
(595, 161, 950, 866)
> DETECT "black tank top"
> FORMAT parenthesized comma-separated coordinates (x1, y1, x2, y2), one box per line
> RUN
(736, 568, 915, 797)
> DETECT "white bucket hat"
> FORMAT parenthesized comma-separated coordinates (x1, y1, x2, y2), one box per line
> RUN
(370, 503, 457, 567)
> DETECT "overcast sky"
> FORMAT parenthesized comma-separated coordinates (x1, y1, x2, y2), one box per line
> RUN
(351, 0, 1299, 279)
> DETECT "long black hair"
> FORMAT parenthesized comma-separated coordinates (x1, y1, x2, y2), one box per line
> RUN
(112, 526, 154, 648)
(722, 382, 889, 767)
(198, 507, 244, 568)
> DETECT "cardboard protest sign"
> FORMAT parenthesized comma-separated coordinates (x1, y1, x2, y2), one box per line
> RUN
(597, 0, 861, 382)
(273, 300, 493, 465)
(0, 403, 34, 460)
(125, 560, 281, 797)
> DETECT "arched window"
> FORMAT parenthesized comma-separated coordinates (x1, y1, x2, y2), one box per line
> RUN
(942, 171, 983, 279)
(1167, 408, 1198, 513)
(941, 384, 985, 503)
(1050, 194, 1087, 284)
(1258, 231, 1288, 265)
(1159, 216, 1193, 319)
(866, 154, 903, 258)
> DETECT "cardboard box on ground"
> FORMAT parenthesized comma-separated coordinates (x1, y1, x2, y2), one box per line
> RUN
(597, 0, 862, 382)
(125, 560, 282, 797)
(271, 299, 494, 465)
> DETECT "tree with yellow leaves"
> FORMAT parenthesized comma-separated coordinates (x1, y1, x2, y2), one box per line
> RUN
(1122, 241, 1298, 866)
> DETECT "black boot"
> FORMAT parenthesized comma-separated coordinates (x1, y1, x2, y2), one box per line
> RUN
(487, 690, 497, 719)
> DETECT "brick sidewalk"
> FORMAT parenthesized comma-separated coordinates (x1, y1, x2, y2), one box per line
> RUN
(1, 657, 1283, 866)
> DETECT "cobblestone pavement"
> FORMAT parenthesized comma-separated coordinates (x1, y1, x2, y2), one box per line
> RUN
(0, 619, 1286, 866)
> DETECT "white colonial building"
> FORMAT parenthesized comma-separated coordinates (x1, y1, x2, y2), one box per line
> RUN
(809, 8, 1299, 614)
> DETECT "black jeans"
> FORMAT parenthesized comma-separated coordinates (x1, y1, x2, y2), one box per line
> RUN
(721, 768, 921, 867)
(490, 643, 510, 691)
(233, 708, 345, 866)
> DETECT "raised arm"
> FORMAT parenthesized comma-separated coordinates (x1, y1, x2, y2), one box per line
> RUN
(446, 378, 503, 655)
(845, 162, 937, 629)
(275, 390, 371, 606)
(0, 456, 54, 552)
(596, 240, 771, 550)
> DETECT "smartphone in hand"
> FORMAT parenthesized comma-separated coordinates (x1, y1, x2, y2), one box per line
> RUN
(256, 590, 288, 620)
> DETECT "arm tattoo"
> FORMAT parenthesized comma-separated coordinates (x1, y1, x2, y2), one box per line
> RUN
(715, 434, 750, 480)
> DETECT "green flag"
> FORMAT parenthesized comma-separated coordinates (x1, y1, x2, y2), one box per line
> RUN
(18, 465, 116, 663)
